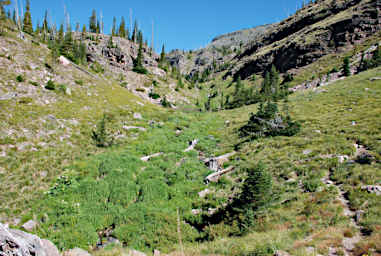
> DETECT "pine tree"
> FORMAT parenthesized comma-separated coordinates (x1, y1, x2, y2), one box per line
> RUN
(118, 17, 126, 38)
(61, 24, 74, 60)
(58, 23, 64, 42)
(343, 57, 351, 76)
(96, 20, 100, 34)
(111, 17, 116, 36)
(12, 9, 16, 24)
(23, 0, 33, 34)
(133, 40, 147, 74)
(160, 44, 166, 63)
(132, 20, 138, 42)
(81, 24, 87, 39)
(89, 9, 97, 33)
(42, 10, 49, 33)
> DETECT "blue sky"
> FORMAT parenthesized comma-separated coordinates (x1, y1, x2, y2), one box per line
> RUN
(7, 0, 306, 52)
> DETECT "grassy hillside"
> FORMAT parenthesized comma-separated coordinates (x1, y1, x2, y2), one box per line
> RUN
(58, 67, 380, 256)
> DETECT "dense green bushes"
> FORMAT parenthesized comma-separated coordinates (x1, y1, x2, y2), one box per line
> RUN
(36, 114, 222, 252)
(239, 100, 300, 140)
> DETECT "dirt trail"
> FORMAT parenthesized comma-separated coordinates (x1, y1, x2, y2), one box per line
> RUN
(322, 171, 362, 256)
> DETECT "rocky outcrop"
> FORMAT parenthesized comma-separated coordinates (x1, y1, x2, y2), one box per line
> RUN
(0, 223, 60, 256)
(78, 33, 160, 74)
(166, 25, 272, 77)
(226, 0, 381, 80)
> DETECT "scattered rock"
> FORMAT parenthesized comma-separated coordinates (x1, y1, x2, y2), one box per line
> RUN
(303, 149, 312, 155)
(205, 166, 235, 183)
(136, 101, 144, 106)
(40, 171, 48, 178)
(175, 129, 182, 136)
(191, 209, 202, 215)
(274, 250, 291, 256)
(41, 239, 60, 256)
(0, 92, 17, 101)
(141, 152, 164, 162)
(134, 113, 142, 120)
(59, 56, 71, 66)
(22, 220, 38, 232)
(153, 249, 161, 256)
(128, 249, 146, 256)
(13, 218, 21, 225)
(65, 87, 72, 96)
(184, 139, 199, 152)
(361, 185, 381, 195)
(198, 188, 211, 198)
(63, 248, 92, 256)
(369, 77, 381, 81)
(123, 126, 147, 132)
(225, 120, 231, 127)
(337, 155, 349, 163)
(355, 210, 365, 222)
(352, 121, 356, 126)
(0, 222, 59, 256)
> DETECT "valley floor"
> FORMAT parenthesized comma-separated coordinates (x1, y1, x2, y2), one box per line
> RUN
(1, 56, 380, 255)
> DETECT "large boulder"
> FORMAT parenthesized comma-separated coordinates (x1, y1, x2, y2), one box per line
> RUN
(0, 222, 59, 256)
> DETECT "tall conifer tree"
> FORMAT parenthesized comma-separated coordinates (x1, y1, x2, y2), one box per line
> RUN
(23, 0, 33, 34)
(89, 9, 97, 33)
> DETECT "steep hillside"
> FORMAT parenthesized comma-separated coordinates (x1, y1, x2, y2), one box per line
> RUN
(166, 24, 272, 78)
(0, 1, 380, 256)
(226, 0, 381, 80)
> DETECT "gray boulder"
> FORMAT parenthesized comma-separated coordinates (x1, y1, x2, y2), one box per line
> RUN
(0, 222, 59, 256)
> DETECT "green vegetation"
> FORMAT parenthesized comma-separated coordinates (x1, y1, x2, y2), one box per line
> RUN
(133, 40, 148, 74)
(16, 75, 24, 82)
(91, 114, 115, 147)
(343, 56, 351, 77)
(239, 100, 300, 140)
(45, 80, 56, 90)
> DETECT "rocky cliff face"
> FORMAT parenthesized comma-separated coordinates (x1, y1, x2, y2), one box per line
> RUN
(226, 0, 381, 79)
(78, 33, 162, 76)
(168, 0, 381, 80)
(166, 24, 272, 77)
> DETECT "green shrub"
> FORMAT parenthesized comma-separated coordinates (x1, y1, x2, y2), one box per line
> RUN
(160, 96, 171, 108)
(75, 80, 84, 86)
(132, 65, 148, 75)
(16, 75, 25, 82)
(29, 81, 39, 87)
(343, 57, 351, 77)
(149, 92, 160, 99)
(58, 84, 67, 93)
(91, 114, 114, 147)
(90, 62, 104, 73)
(45, 80, 56, 90)
(239, 101, 301, 140)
